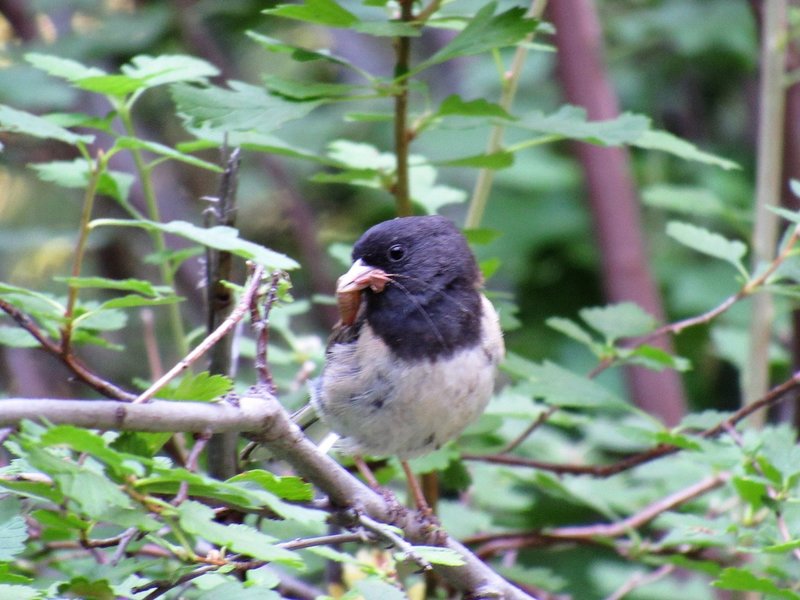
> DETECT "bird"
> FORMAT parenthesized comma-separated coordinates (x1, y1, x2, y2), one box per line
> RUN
(308, 215, 505, 511)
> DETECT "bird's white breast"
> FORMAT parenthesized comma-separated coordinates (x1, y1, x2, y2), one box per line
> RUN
(311, 295, 504, 459)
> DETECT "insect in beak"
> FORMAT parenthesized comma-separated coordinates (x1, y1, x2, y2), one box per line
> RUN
(336, 259, 391, 325)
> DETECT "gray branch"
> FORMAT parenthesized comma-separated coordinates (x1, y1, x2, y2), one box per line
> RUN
(0, 394, 535, 599)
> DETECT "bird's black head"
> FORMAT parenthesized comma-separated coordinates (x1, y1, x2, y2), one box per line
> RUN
(352, 215, 480, 296)
(350, 215, 483, 360)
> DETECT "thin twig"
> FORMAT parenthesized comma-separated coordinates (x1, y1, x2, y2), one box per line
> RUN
(498, 406, 558, 454)
(468, 473, 729, 556)
(250, 271, 284, 392)
(358, 513, 432, 572)
(0, 298, 136, 401)
(465, 0, 548, 228)
(173, 430, 212, 506)
(466, 366, 800, 477)
(604, 564, 675, 600)
(134, 264, 265, 403)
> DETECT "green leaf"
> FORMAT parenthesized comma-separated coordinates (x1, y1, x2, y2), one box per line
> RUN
(579, 302, 657, 342)
(25, 53, 105, 81)
(409, 162, 467, 213)
(0, 327, 40, 348)
(0, 585, 39, 600)
(178, 501, 303, 568)
(74, 75, 145, 96)
(0, 104, 93, 146)
(352, 22, 421, 37)
(622, 345, 691, 371)
(415, 2, 538, 72)
(57, 577, 115, 600)
(713, 568, 800, 598)
(502, 354, 629, 410)
(435, 151, 514, 169)
(263, 75, 365, 101)
(161, 371, 233, 402)
(179, 127, 330, 165)
(39, 425, 138, 478)
(546, 317, 596, 347)
(90, 218, 299, 270)
(402, 546, 465, 567)
(227, 470, 313, 502)
(94, 294, 184, 310)
(463, 228, 502, 245)
(264, 0, 358, 27)
(666, 221, 748, 276)
(30, 158, 133, 203)
(0, 498, 27, 561)
(790, 179, 800, 199)
(732, 476, 768, 509)
(352, 578, 405, 600)
(171, 81, 320, 133)
(635, 129, 739, 170)
(437, 94, 515, 119)
(642, 184, 726, 217)
(518, 105, 649, 145)
(114, 137, 224, 172)
(55, 276, 164, 296)
(246, 31, 361, 70)
(120, 54, 219, 88)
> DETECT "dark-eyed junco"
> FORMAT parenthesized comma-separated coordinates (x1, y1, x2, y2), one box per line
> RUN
(309, 216, 504, 505)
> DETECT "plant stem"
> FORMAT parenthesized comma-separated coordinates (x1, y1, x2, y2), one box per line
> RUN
(118, 107, 189, 358)
(746, 0, 787, 425)
(465, 0, 548, 229)
(62, 155, 103, 351)
(393, 0, 414, 217)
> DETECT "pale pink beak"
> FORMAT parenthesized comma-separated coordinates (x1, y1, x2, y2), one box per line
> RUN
(336, 259, 390, 325)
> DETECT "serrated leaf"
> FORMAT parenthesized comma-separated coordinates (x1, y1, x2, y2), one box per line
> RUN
(401, 546, 465, 567)
(0, 104, 93, 146)
(642, 184, 726, 217)
(518, 105, 649, 145)
(415, 3, 538, 72)
(502, 354, 629, 410)
(227, 470, 313, 502)
(732, 476, 768, 509)
(39, 425, 138, 478)
(353, 22, 421, 37)
(263, 74, 365, 100)
(25, 53, 106, 81)
(623, 344, 691, 371)
(90, 218, 299, 270)
(546, 317, 595, 346)
(713, 568, 800, 598)
(635, 129, 739, 170)
(435, 151, 513, 169)
(30, 158, 133, 203)
(666, 221, 748, 276)
(114, 137, 223, 172)
(0, 585, 39, 600)
(55, 276, 163, 296)
(120, 54, 219, 88)
(264, 0, 358, 27)
(171, 81, 320, 134)
(74, 75, 144, 96)
(95, 294, 184, 310)
(163, 371, 233, 402)
(57, 577, 115, 600)
(178, 501, 303, 567)
(463, 228, 502, 245)
(437, 94, 515, 119)
(180, 126, 330, 165)
(353, 578, 406, 600)
(579, 302, 657, 343)
(409, 163, 467, 213)
(246, 31, 360, 70)
(0, 499, 27, 561)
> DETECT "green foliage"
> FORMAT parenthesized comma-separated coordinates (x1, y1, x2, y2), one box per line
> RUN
(0, 1, 794, 599)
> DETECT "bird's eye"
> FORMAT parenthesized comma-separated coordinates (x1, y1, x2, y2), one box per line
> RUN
(387, 244, 405, 261)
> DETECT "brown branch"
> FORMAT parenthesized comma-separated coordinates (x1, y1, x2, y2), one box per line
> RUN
(0, 298, 136, 401)
(249, 271, 283, 393)
(134, 264, 265, 404)
(465, 369, 800, 475)
(468, 473, 729, 557)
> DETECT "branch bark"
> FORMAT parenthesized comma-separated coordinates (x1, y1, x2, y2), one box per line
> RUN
(0, 392, 535, 599)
